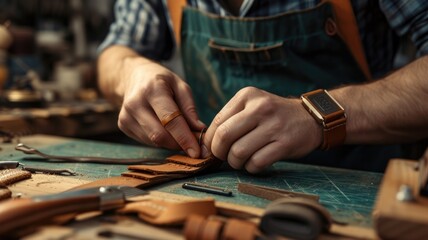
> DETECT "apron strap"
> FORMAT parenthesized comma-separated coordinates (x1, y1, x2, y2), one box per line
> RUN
(323, 0, 372, 80)
(167, 0, 371, 80)
(166, 0, 187, 45)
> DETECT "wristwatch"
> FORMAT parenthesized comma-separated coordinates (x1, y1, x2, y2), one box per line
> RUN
(301, 89, 346, 150)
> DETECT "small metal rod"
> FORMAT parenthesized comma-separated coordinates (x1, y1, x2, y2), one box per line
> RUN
(182, 182, 233, 197)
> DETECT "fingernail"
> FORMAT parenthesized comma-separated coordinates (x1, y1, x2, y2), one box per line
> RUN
(198, 120, 206, 126)
(201, 144, 210, 158)
(187, 148, 197, 158)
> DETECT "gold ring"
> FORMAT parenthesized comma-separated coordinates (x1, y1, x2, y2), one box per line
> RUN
(161, 110, 182, 127)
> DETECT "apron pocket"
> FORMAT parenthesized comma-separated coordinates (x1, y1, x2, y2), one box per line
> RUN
(208, 39, 285, 66)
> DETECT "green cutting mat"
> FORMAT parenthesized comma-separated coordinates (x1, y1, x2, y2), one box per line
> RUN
(1, 138, 382, 227)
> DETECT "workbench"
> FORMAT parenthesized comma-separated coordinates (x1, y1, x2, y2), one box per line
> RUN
(0, 134, 382, 239)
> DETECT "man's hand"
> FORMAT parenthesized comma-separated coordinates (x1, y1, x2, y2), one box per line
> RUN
(202, 87, 322, 173)
(115, 56, 205, 158)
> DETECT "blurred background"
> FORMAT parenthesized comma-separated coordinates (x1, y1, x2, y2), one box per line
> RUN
(0, 0, 131, 143)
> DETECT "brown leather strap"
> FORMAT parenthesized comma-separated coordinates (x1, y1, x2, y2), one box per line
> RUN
(0, 169, 31, 186)
(0, 187, 11, 201)
(184, 215, 259, 240)
(323, 0, 371, 80)
(166, 0, 187, 45)
(322, 116, 346, 150)
(237, 183, 320, 201)
(119, 198, 216, 226)
(70, 155, 221, 191)
(221, 218, 258, 240)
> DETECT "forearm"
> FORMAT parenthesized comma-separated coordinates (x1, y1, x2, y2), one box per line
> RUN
(331, 56, 428, 144)
(97, 45, 151, 106)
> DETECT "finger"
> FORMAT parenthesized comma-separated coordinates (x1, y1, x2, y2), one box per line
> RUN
(147, 74, 200, 158)
(202, 95, 246, 158)
(174, 80, 206, 130)
(226, 125, 273, 170)
(119, 106, 181, 149)
(118, 109, 149, 144)
(244, 141, 285, 174)
(210, 111, 257, 162)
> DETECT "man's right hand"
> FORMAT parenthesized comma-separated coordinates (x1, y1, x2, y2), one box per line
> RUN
(112, 54, 205, 158)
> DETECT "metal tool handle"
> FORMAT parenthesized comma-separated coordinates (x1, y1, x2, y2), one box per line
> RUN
(15, 143, 165, 165)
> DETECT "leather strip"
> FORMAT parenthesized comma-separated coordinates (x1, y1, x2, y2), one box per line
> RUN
(222, 218, 258, 240)
(323, 0, 371, 80)
(0, 186, 12, 201)
(0, 169, 31, 186)
(70, 155, 221, 191)
(322, 117, 346, 150)
(119, 199, 216, 226)
(184, 214, 259, 240)
(238, 183, 319, 201)
(184, 214, 207, 240)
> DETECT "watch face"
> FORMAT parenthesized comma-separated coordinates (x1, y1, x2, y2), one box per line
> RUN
(307, 91, 341, 116)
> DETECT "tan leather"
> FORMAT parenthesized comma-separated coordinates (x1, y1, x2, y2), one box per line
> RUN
(322, 115, 346, 150)
(119, 199, 216, 226)
(184, 214, 259, 240)
(0, 169, 31, 186)
(323, 0, 371, 80)
(71, 155, 221, 191)
(238, 183, 319, 201)
(166, 0, 187, 44)
(0, 187, 11, 201)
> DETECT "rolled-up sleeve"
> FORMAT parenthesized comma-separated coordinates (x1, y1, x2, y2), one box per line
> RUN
(98, 0, 174, 60)
(380, 0, 428, 56)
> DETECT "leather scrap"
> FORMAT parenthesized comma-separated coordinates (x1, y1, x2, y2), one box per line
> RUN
(119, 198, 217, 226)
(0, 169, 31, 186)
(0, 186, 12, 201)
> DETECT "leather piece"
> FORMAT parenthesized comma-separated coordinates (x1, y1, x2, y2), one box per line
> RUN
(222, 218, 258, 240)
(119, 199, 216, 226)
(0, 169, 31, 186)
(70, 155, 221, 191)
(184, 214, 206, 240)
(0, 187, 12, 201)
(184, 215, 259, 240)
(322, 117, 346, 150)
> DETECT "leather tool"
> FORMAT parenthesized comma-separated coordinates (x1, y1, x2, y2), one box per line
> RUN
(15, 143, 166, 165)
(0, 185, 147, 236)
(0, 160, 76, 176)
(260, 198, 332, 240)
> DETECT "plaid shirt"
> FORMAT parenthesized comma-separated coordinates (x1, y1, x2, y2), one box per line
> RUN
(100, 0, 428, 78)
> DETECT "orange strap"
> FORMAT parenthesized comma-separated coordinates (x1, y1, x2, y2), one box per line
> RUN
(323, 0, 371, 80)
(166, 0, 187, 45)
(167, 0, 371, 80)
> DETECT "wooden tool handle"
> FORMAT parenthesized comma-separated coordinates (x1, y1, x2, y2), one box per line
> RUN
(0, 195, 99, 235)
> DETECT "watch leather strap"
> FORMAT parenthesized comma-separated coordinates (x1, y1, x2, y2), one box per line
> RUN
(322, 116, 346, 150)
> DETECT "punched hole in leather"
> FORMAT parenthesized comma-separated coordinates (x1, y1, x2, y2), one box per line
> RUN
(260, 198, 332, 240)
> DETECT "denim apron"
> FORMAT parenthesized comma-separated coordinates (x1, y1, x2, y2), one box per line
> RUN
(179, 2, 402, 171)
